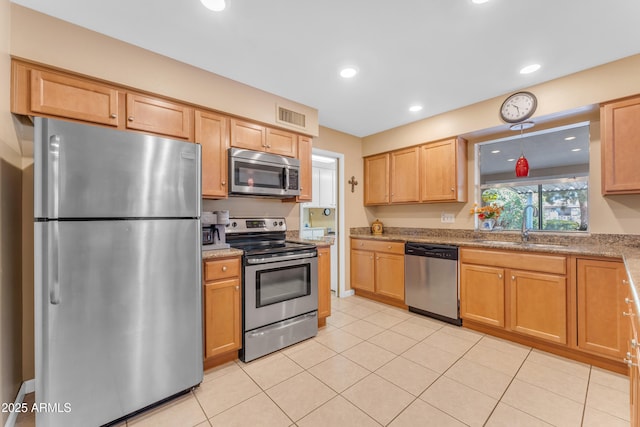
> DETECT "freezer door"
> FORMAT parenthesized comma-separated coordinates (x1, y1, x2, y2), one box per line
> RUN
(35, 219, 202, 427)
(34, 117, 201, 219)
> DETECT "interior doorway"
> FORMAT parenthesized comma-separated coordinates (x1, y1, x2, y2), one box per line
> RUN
(299, 148, 346, 298)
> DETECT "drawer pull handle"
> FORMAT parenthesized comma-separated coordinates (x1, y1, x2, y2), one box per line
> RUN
(623, 311, 634, 317)
(624, 358, 638, 367)
(626, 297, 634, 304)
(222, 266, 227, 272)
(387, 245, 392, 249)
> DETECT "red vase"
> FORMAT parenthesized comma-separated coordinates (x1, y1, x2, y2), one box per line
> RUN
(515, 155, 529, 177)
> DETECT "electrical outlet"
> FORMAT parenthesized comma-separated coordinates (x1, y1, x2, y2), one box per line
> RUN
(441, 212, 455, 223)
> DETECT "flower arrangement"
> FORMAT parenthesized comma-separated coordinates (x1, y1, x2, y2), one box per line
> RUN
(470, 203, 503, 220)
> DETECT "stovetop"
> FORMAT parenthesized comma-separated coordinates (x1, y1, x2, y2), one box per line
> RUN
(225, 217, 315, 256)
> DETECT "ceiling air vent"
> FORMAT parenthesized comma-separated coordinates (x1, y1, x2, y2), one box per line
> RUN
(277, 105, 306, 129)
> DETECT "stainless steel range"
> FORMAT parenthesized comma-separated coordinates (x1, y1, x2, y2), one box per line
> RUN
(226, 217, 318, 362)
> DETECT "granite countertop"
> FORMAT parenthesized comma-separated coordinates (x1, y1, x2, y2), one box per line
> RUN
(202, 247, 244, 260)
(350, 227, 640, 315)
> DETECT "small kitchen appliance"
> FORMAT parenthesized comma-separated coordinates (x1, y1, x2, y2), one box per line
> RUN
(228, 148, 300, 197)
(202, 210, 230, 250)
(226, 217, 318, 362)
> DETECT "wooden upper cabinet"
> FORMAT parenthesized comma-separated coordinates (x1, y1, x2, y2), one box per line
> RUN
(29, 69, 119, 127)
(420, 137, 467, 202)
(125, 93, 193, 140)
(390, 147, 420, 203)
(195, 110, 229, 199)
(576, 258, 629, 360)
(601, 95, 640, 194)
(230, 120, 297, 157)
(231, 119, 266, 151)
(364, 153, 390, 205)
(266, 128, 297, 157)
(297, 136, 313, 201)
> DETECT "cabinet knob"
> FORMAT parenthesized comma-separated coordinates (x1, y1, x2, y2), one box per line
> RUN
(376, 256, 380, 260)
(498, 274, 503, 279)
(627, 351, 636, 359)
(623, 279, 629, 285)
(222, 266, 227, 272)
(511, 275, 516, 280)
(632, 339, 637, 348)
(623, 311, 634, 317)
(128, 116, 134, 122)
(221, 181, 226, 185)
(624, 358, 638, 367)
(451, 187, 455, 192)
(235, 286, 239, 290)
(626, 297, 634, 304)
(267, 144, 271, 148)
(387, 245, 392, 249)
(110, 113, 117, 119)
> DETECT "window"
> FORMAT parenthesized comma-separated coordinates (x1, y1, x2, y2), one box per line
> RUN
(477, 122, 590, 232)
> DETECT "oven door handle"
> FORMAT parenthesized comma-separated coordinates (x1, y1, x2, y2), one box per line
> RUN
(248, 312, 317, 337)
(246, 251, 317, 264)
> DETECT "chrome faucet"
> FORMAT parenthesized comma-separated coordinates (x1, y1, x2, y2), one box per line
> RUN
(521, 204, 539, 242)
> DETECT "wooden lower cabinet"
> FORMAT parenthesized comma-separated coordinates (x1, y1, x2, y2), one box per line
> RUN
(460, 264, 505, 327)
(577, 258, 629, 360)
(509, 270, 567, 344)
(350, 238, 405, 306)
(203, 256, 241, 369)
(317, 246, 331, 326)
(461, 248, 568, 344)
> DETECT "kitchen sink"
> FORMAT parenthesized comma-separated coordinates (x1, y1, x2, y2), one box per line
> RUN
(474, 240, 568, 249)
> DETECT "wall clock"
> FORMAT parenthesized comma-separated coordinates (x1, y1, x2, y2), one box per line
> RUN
(499, 91, 537, 123)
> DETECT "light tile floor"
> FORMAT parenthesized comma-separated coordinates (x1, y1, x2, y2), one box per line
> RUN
(16, 294, 630, 426)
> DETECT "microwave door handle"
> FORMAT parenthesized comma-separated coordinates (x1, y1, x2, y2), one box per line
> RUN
(285, 167, 290, 191)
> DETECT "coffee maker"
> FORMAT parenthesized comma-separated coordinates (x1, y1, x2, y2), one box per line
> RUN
(202, 210, 230, 250)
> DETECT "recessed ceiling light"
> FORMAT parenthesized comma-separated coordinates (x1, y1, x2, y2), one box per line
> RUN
(520, 64, 541, 74)
(200, 0, 226, 11)
(564, 136, 576, 141)
(507, 158, 516, 162)
(339, 67, 358, 78)
(472, 0, 490, 3)
(491, 150, 500, 154)
(571, 148, 582, 152)
(409, 105, 423, 112)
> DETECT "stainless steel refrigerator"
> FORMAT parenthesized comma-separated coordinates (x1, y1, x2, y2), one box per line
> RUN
(34, 117, 203, 427)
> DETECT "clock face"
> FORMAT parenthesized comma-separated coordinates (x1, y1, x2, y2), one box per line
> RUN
(500, 92, 537, 123)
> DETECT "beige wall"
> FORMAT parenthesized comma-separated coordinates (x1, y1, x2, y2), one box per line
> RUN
(361, 55, 640, 236)
(1, 0, 25, 421)
(9, 5, 319, 137)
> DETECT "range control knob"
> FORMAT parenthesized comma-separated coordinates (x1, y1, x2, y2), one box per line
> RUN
(279, 221, 283, 226)
(231, 221, 237, 228)
(273, 221, 278, 227)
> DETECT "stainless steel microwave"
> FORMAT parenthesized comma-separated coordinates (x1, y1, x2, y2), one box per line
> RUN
(229, 148, 301, 197)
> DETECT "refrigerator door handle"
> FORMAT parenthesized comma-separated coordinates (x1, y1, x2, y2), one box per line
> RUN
(49, 135, 61, 218)
(50, 221, 60, 305)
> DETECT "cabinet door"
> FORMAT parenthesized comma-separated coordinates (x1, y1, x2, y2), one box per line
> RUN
(375, 252, 405, 301)
(319, 168, 336, 207)
(230, 119, 266, 151)
(195, 111, 229, 199)
(297, 136, 313, 201)
(30, 69, 119, 126)
(601, 96, 640, 194)
(126, 93, 193, 139)
(317, 246, 332, 319)
(390, 147, 420, 203)
(577, 258, 629, 359)
(364, 153, 390, 205)
(460, 264, 505, 327)
(204, 278, 241, 358)
(351, 249, 375, 292)
(420, 138, 466, 202)
(266, 128, 297, 157)
(509, 270, 567, 344)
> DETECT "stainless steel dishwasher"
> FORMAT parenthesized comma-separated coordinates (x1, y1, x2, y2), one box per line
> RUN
(404, 243, 461, 326)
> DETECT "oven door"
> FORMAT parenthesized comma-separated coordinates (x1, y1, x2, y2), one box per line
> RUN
(244, 255, 318, 331)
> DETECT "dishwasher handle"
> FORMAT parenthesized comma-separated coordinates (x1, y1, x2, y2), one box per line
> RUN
(405, 242, 458, 260)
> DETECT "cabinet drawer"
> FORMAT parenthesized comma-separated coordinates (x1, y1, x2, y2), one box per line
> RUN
(351, 238, 404, 254)
(204, 257, 241, 281)
(460, 247, 566, 275)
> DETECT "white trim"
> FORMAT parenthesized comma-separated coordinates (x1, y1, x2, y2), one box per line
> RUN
(301, 147, 347, 299)
(4, 379, 35, 427)
(342, 289, 355, 297)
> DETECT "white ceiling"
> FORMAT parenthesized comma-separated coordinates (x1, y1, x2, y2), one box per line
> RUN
(11, 0, 640, 137)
